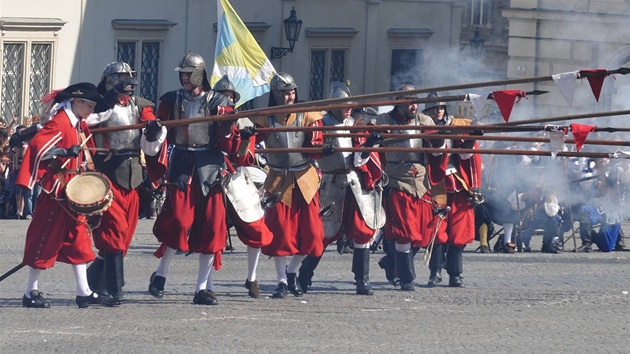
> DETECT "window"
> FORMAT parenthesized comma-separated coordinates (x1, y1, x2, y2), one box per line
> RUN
(112, 19, 176, 105)
(470, 0, 490, 26)
(390, 49, 423, 91)
(305, 27, 357, 101)
(0, 18, 63, 124)
(1, 42, 53, 121)
(309, 49, 347, 101)
(117, 41, 161, 105)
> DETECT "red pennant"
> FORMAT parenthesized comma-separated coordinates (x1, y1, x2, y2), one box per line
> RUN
(579, 69, 607, 102)
(570, 123, 596, 152)
(492, 90, 520, 122)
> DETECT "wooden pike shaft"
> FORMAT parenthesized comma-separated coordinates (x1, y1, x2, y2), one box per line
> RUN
(89, 95, 465, 135)
(257, 124, 630, 133)
(323, 133, 630, 147)
(255, 146, 623, 159)
(500, 109, 630, 126)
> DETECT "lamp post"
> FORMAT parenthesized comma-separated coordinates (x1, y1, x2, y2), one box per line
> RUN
(469, 28, 485, 59)
(270, 7, 303, 60)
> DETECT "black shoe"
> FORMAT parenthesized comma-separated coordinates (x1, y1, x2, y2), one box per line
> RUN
(503, 243, 516, 254)
(400, 282, 415, 291)
(286, 273, 303, 297)
(148, 272, 165, 298)
(449, 275, 465, 288)
(297, 274, 311, 294)
(356, 280, 374, 295)
(480, 245, 490, 253)
(427, 270, 442, 287)
(272, 282, 288, 298)
(76, 292, 102, 308)
(244, 280, 261, 299)
(22, 290, 51, 308)
(193, 290, 218, 305)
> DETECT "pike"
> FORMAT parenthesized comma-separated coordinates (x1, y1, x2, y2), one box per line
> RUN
(255, 146, 630, 160)
(499, 109, 630, 126)
(257, 124, 630, 134)
(88, 66, 630, 135)
(89, 90, 546, 135)
(323, 132, 630, 148)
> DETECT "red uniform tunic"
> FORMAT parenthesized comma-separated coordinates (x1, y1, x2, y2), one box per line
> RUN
(17, 105, 96, 269)
(429, 138, 482, 246)
(252, 112, 325, 257)
(152, 91, 239, 269)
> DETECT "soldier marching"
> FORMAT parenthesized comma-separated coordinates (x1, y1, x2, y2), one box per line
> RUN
(5, 60, 630, 309)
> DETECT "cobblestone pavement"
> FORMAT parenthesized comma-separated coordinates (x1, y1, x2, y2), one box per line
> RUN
(0, 219, 628, 353)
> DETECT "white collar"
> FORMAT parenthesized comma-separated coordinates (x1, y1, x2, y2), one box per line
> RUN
(61, 99, 80, 127)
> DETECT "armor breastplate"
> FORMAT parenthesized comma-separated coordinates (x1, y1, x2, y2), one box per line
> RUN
(318, 114, 353, 171)
(265, 113, 310, 168)
(384, 121, 424, 164)
(93, 103, 140, 150)
(174, 91, 214, 146)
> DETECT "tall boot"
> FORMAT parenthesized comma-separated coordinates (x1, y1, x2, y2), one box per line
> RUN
(395, 251, 415, 291)
(87, 258, 108, 297)
(428, 243, 443, 287)
(378, 239, 398, 286)
(479, 223, 490, 253)
(352, 248, 374, 295)
(104, 251, 125, 306)
(297, 255, 322, 294)
(446, 245, 464, 288)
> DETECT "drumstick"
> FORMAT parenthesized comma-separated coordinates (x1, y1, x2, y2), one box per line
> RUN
(61, 134, 93, 169)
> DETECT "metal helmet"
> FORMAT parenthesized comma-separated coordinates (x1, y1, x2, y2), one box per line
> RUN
(98, 61, 135, 94)
(328, 81, 351, 100)
(269, 72, 298, 106)
(328, 81, 353, 120)
(393, 84, 420, 120)
(422, 91, 447, 113)
(175, 52, 210, 90)
(212, 75, 241, 103)
(395, 84, 420, 99)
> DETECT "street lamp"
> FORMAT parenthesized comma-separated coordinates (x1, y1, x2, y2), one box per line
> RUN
(469, 28, 485, 59)
(270, 7, 302, 60)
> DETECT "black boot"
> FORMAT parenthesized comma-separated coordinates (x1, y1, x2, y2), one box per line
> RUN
(428, 243, 444, 287)
(378, 239, 398, 286)
(297, 255, 322, 294)
(148, 272, 165, 298)
(87, 258, 108, 297)
(352, 248, 374, 295)
(446, 245, 464, 288)
(395, 250, 416, 291)
(103, 251, 125, 306)
(286, 273, 303, 297)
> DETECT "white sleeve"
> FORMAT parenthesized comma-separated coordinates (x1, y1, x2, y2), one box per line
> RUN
(140, 126, 167, 156)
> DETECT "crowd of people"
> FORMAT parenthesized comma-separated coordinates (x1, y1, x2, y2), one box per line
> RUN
(6, 52, 629, 309)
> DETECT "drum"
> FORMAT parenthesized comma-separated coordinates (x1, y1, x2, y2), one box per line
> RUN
(65, 172, 114, 216)
(242, 166, 268, 191)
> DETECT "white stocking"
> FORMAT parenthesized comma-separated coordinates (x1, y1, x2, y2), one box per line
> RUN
(155, 246, 177, 278)
(72, 263, 91, 296)
(247, 246, 261, 282)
